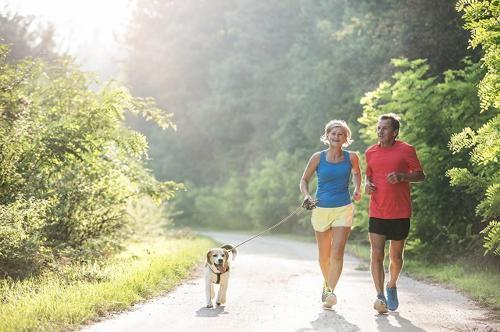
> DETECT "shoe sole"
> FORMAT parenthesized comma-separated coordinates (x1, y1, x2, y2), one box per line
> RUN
(374, 299, 388, 314)
(323, 294, 337, 308)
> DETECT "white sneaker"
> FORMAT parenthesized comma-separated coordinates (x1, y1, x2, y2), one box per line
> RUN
(373, 295, 388, 314)
(323, 292, 337, 309)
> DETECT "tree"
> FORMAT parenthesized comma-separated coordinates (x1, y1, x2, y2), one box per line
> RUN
(0, 10, 57, 62)
(447, 0, 500, 255)
(0, 45, 178, 276)
(359, 58, 492, 257)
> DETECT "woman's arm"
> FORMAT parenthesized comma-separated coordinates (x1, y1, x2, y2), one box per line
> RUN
(300, 152, 320, 200)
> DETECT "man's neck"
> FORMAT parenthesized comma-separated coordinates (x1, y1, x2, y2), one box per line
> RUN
(379, 139, 396, 147)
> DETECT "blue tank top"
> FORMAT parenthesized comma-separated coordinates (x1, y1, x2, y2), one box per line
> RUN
(315, 150, 352, 208)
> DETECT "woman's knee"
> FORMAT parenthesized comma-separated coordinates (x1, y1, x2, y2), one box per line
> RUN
(330, 246, 345, 261)
(318, 250, 330, 264)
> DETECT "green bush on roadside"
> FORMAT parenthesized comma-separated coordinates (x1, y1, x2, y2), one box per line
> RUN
(0, 45, 179, 277)
(0, 236, 213, 332)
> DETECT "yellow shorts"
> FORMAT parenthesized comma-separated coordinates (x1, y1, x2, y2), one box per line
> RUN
(311, 204, 354, 232)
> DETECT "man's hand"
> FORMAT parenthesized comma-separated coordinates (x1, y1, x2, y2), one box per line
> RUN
(365, 181, 376, 194)
(387, 172, 403, 184)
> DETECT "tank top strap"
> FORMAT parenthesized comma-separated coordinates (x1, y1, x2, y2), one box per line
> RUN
(343, 150, 351, 165)
(320, 150, 326, 163)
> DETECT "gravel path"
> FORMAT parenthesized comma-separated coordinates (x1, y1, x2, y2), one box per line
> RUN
(81, 231, 499, 332)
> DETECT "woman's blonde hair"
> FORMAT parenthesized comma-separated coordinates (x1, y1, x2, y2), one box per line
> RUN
(320, 120, 353, 147)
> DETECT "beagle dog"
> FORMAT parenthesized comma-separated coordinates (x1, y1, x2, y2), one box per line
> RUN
(205, 244, 237, 308)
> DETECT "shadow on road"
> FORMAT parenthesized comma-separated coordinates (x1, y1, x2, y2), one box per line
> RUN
(195, 306, 229, 318)
(297, 310, 360, 332)
(375, 312, 426, 331)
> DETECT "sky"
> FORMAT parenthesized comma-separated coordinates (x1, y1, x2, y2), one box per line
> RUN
(1, 0, 136, 79)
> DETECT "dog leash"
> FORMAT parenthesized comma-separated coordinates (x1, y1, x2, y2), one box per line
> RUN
(233, 204, 309, 249)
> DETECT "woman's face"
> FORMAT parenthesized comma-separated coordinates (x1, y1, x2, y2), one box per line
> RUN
(327, 126, 346, 146)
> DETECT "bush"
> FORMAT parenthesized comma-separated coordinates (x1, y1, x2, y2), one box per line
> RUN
(0, 46, 179, 276)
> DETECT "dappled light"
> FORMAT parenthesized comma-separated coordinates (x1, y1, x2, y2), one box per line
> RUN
(0, 0, 498, 330)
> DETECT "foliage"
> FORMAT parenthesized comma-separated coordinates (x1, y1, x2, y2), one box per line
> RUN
(448, 0, 500, 255)
(0, 237, 213, 331)
(359, 58, 493, 257)
(192, 176, 250, 230)
(244, 151, 307, 232)
(0, 10, 56, 62)
(0, 197, 51, 277)
(456, 0, 499, 111)
(125, 0, 470, 233)
(0, 46, 178, 277)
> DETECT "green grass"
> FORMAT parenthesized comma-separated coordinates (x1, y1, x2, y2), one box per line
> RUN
(0, 236, 215, 332)
(347, 241, 500, 310)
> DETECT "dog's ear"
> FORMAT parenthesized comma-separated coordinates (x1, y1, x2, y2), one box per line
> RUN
(223, 249, 230, 266)
(206, 250, 212, 265)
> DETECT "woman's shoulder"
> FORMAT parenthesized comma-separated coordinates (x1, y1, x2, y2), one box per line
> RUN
(307, 151, 323, 162)
(343, 150, 360, 158)
(311, 151, 324, 160)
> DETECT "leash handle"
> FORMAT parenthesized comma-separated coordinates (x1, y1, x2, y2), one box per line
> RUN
(233, 206, 304, 249)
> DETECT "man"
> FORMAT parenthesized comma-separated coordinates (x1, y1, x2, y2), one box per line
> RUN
(365, 113, 425, 314)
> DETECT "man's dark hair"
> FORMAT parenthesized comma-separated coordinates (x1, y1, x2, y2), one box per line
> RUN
(379, 113, 401, 132)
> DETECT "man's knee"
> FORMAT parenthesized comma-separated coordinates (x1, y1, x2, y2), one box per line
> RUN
(390, 252, 403, 265)
(371, 247, 384, 262)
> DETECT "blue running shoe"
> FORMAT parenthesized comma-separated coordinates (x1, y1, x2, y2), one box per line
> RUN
(373, 293, 388, 314)
(386, 286, 399, 311)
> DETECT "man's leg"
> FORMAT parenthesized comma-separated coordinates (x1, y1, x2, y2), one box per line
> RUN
(386, 239, 405, 311)
(369, 232, 386, 294)
(387, 239, 405, 288)
(327, 227, 351, 291)
(370, 232, 389, 313)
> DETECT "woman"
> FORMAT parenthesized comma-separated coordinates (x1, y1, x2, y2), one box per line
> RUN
(300, 120, 361, 308)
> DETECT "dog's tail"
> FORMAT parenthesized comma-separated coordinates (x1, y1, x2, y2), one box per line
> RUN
(221, 244, 237, 260)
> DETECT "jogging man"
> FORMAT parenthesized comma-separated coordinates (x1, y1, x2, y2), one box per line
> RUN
(365, 113, 425, 313)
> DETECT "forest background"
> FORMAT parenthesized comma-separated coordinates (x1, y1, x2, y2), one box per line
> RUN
(0, 0, 498, 280)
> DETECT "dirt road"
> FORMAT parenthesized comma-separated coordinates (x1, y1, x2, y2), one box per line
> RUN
(82, 231, 498, 331)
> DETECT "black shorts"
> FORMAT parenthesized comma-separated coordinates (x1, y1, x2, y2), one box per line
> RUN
(369, 217, 410, 240)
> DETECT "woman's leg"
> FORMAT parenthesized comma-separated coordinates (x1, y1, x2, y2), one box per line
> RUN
(327, 227, 351, 291)
(315, 228, 333, 283)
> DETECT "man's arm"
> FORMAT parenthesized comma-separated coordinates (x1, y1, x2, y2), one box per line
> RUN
(350, 152, 362, 201)
(387, 171, 425, 184)
(365, 176, 376, 194)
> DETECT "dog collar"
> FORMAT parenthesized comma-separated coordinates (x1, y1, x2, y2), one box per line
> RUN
(207, 264, 229, 284)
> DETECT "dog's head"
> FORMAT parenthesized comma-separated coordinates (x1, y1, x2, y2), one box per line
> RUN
(206, 248, 230, 272)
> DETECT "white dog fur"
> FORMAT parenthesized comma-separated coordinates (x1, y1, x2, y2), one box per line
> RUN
(205, 244, 237, 308)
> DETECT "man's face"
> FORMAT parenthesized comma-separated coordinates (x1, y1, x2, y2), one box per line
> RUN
(377, 119, 397, 145)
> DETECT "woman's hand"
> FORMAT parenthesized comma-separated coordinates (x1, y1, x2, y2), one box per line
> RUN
(352, 189, 361, 202)
(302, 195, 317, 210)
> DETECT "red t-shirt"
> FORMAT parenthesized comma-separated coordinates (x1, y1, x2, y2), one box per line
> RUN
(365, 140, 423, 219)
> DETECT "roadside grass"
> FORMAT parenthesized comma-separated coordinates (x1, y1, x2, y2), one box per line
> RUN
(0, 236, 215, 332)
(347, 241, 500, 310)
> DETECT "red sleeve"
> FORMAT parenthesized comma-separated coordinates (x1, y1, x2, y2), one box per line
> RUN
(405, 146, 423, 172)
